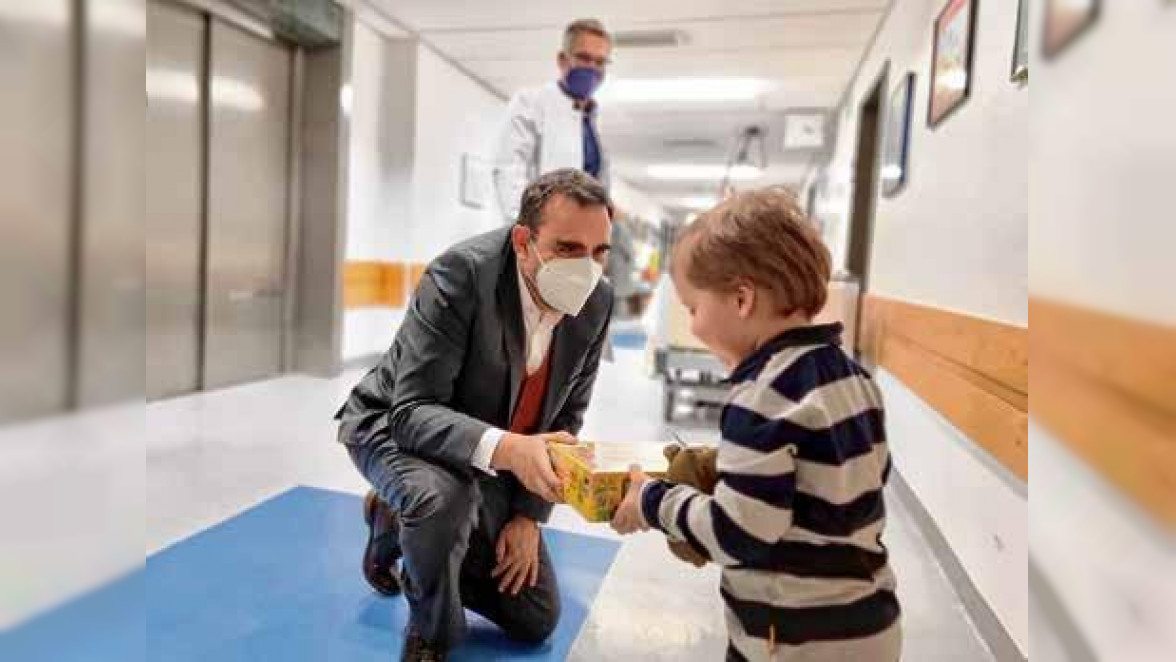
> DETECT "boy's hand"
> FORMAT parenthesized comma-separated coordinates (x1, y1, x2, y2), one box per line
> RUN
(610, 465, 650, 535)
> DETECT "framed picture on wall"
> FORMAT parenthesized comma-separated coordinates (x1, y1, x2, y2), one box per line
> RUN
(928, 0, 978, 128)
(459, 153, 488, 209)
(1043, 0, 1099, 59)
(1012, 0, 1029, 82)
(882, 72, 916, 197)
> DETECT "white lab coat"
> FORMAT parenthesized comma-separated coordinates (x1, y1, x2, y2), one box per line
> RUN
(493, 81, 610, 223)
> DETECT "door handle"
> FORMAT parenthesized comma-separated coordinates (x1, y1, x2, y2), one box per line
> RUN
(228, 288, 283, 303)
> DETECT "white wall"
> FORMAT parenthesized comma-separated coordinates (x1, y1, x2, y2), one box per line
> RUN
(344, 20, 413, 266)
(810, 0, 1029, 654)
(1031, 424, 1176, 660)
(340, 19, 507, 361)
(341, 17, 414, 360)
(1029, 2, 1176, 660)
(881, 370, 1027, 653)
(409, 46, 506, 262)
(1030, 1, 1176, 326)
(819, 0, 1028, 325)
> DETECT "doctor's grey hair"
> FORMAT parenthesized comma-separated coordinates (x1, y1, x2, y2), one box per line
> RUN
(517, 168, 613, 232)
(562, 18, 610, 53)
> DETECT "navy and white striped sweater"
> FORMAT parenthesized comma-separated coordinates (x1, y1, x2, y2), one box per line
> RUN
(641, 323, 900, 659)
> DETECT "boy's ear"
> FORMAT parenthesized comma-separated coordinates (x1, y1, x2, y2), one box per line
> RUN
(734, 282, 756, 319)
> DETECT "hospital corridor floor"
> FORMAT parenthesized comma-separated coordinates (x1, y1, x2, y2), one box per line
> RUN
(136, 345, 996, 661)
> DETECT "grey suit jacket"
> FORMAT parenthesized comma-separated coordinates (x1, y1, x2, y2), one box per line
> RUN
(335, 227, 614, 523)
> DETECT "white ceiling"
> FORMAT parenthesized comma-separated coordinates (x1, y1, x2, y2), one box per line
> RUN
(369, 0, 889, 212)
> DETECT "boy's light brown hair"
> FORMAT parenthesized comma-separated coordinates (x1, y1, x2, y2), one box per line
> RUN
(674, 187, 832, 317)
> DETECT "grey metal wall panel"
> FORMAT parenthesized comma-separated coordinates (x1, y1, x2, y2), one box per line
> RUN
(0, 0, 75, 420)
(146, 0, 205, 399)
(203, 18, 291, 389)
(293, 44, 345, 376)
(78, 0, 147, 406)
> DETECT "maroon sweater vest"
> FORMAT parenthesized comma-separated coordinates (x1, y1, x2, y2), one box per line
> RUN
(509, 353, 553, 434)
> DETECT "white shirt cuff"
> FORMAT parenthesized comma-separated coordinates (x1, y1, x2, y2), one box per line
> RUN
(472, 427, 505, 475)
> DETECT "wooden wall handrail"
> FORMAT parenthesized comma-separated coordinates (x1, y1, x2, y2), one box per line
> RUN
(865, 291, 1176, 528)
(1031, 297, 1176, 529)
(861, 294, 1028, 482)
(1032, 298, 1176, 419)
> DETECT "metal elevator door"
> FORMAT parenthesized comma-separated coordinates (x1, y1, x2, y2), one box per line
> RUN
(77, 0, 147, 407)
(203, 18, 292, 390)
(0, 0, 75, 420)
(146, 1, 205, 399)
(146, 4, 292, 398)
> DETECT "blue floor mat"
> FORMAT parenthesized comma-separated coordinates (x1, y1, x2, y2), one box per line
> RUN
(1, 486, 620, 662)
(0, 568, 145, 662)
(144, 486, 620, 661)
(610, 331, 647, 349)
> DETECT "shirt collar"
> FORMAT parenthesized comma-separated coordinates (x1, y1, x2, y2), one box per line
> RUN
(726, 322, 844, 384)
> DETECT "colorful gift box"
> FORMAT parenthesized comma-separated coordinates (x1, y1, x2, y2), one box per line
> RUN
(548, 441, 669, 522)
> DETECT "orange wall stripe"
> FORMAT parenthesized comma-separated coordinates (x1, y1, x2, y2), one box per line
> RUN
(382, 263, 407, 308)
(343, 261, 410, 309)
(343, 261, 386, 308)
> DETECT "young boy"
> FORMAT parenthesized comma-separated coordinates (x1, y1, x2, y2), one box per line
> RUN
(611, 188, 901, 661)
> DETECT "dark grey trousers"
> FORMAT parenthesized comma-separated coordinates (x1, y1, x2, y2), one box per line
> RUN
(348, 442, 561, 649)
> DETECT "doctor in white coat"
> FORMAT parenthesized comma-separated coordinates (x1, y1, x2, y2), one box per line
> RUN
(494, 19, 612, 223)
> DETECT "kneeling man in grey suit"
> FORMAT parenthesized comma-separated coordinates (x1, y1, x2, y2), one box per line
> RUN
(335, 169, 614, 662)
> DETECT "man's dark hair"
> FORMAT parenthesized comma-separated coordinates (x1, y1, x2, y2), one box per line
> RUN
(517, 168, 613, 231)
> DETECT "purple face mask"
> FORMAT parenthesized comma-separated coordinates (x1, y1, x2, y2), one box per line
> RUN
(562, 66, 603, 100)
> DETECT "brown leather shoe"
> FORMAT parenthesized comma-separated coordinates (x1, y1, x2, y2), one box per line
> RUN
(401, 633, 447, 662)
(362, 490, 403, 596)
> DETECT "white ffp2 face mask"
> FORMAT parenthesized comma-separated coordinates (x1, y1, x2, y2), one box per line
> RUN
(530, 240, 603, 316)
